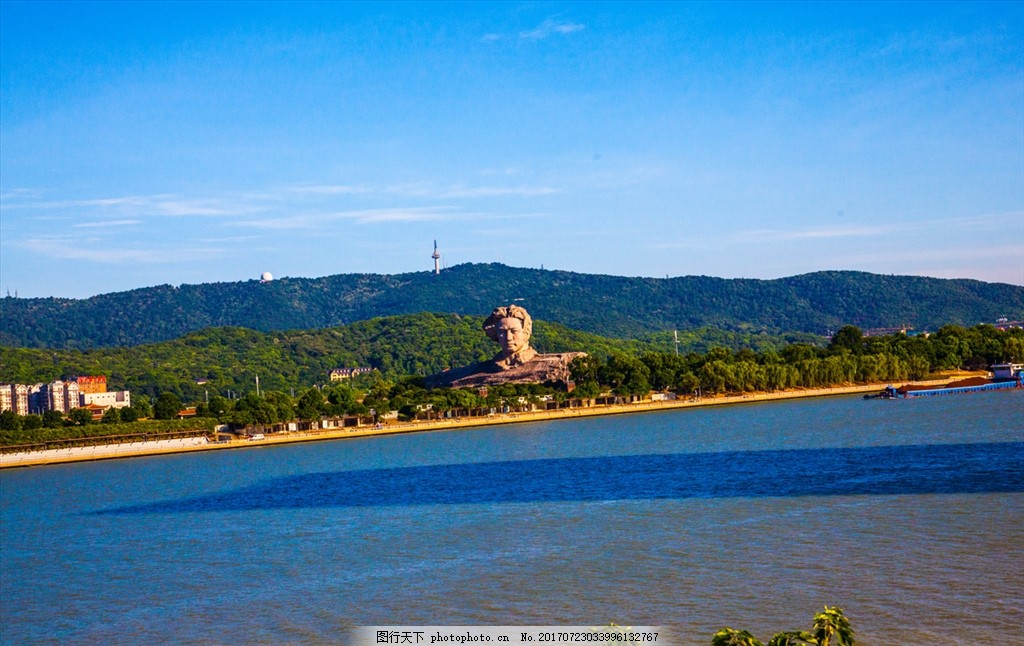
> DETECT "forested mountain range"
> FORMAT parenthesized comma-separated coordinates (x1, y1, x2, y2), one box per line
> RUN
(2, 264, 1021, 349)
(0, 313, 819, 401)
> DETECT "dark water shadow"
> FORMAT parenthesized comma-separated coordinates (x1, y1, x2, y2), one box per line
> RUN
(92, 442, 1024, 515)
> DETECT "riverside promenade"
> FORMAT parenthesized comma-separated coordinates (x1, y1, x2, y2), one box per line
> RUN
(0, 382, 939, 469)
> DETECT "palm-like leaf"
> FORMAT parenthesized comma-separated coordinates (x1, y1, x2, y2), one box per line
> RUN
(767, 631, 816, 646)
(711, 627, 765, 646)
(812, 606, 855, 646)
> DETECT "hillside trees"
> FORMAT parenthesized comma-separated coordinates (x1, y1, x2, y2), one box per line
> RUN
(3, 266, 1021, 349)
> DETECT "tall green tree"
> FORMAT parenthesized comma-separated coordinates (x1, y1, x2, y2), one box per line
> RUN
(67, 408, 93, 426)
(0, 410, 21, 431)
(829, 326, 864, 354)
(21, 414, 43, 430)
(296, 387, 326, 421)
(153, 392, 183, 420)
(132, 393, 153, 418)
(42, 410, 65, 428)
(263, 391, 296, 422)
(599, 353, 651, 396)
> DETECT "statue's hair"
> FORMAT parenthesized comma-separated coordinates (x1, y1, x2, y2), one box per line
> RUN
(483, 304, 532, 341)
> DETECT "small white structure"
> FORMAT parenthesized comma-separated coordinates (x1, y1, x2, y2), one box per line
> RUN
(260, 271, 273, 283)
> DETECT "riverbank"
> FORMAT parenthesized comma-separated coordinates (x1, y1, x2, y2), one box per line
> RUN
(0, 381, 946, 469)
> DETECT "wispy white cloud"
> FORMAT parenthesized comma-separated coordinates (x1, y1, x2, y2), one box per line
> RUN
(16, 237, 226, 263)
(729, 210, 1023, 244)
(286, 184, 373, 196)
(238, 207, 460, 230)
(840, 243, 1023, 265)
(350, 208, 460, 224)
(479, 167, 525, 177)
(0, 188, 45, 202)
(3, 180, 561, 226)
(293, 181, 559, 200)
(734, 224, 889, 243)
(238, 205, 550, 230)
(435, 185, 558, 198)
(72, 219, 143, 229)
(1, 193, 267, 217)
(520, 18, 585, 40)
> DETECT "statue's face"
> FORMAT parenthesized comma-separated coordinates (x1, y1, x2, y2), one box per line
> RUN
(496, 317, 529, 354)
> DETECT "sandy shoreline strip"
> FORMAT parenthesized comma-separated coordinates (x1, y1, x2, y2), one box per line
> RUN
(0, 381, 940, 469)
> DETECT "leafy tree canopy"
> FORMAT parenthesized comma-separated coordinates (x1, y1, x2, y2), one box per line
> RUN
(2, 265, 1019, 349)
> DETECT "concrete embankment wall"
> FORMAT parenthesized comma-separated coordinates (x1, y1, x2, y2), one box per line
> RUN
(1, 436, 211, 467)
(1, 383, 913, 469)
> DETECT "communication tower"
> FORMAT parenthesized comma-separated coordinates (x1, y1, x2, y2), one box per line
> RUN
(432, 240, 441, 275)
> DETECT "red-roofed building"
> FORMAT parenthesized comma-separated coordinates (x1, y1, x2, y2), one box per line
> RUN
(74, 376, 107, 395)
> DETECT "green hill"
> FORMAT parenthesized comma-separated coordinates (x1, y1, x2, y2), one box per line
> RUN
(2, 264, 1020, 349)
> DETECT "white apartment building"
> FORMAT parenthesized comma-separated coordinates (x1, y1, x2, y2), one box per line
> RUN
(3, 379, 131, 416)
(44, 380, 81, 414)
(0, 386, 11, 414)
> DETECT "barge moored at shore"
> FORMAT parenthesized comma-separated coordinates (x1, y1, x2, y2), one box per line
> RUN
(867, 365, 1023, 399)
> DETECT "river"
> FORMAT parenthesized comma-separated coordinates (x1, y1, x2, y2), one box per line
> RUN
(2, 391, 1022, 645)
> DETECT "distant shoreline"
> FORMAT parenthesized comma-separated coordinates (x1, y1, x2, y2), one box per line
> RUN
(0, 381, 951, 469)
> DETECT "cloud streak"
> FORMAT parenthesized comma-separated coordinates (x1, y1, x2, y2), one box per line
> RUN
(238, 207, 462, 230)
(15, 237, 226, 264)
(729, 210, 1024, 244)
(1, 194, 267, 218)
(2, 180, 559, 220)
(520, 19, 585, 40)
(72, 219, 143, 229)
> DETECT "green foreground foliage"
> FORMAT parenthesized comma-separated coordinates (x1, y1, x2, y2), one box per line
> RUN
(712, 606, 854, 646)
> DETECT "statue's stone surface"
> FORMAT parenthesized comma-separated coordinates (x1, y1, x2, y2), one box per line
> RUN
(425, 305, 586, 389)
(426, 351, 586, 389)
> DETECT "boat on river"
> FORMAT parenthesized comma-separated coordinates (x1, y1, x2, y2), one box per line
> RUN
(866, 367, 1023, 399)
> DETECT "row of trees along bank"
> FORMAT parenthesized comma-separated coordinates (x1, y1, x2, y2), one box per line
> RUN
(1, 324, 1021, 447)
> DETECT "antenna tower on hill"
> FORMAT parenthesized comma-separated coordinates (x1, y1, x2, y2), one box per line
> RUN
(432, 240, 441, 275)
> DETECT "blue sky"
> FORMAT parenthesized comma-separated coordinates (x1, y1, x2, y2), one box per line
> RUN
(2, 1, 1022, 298)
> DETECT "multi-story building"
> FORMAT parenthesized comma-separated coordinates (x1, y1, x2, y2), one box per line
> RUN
(329, 367, 375, 381)
(74, 376, 107, 394)
(0, 385, 11, 414)
(27, 385, 47, 415)
(65, 381, 81, 412)
(42, 380, 82, 414)
(13, 384, 31, 416)
(43, 381, 66, 413)
(3, 378, 130, 416)
(82, 391, 131, 409)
